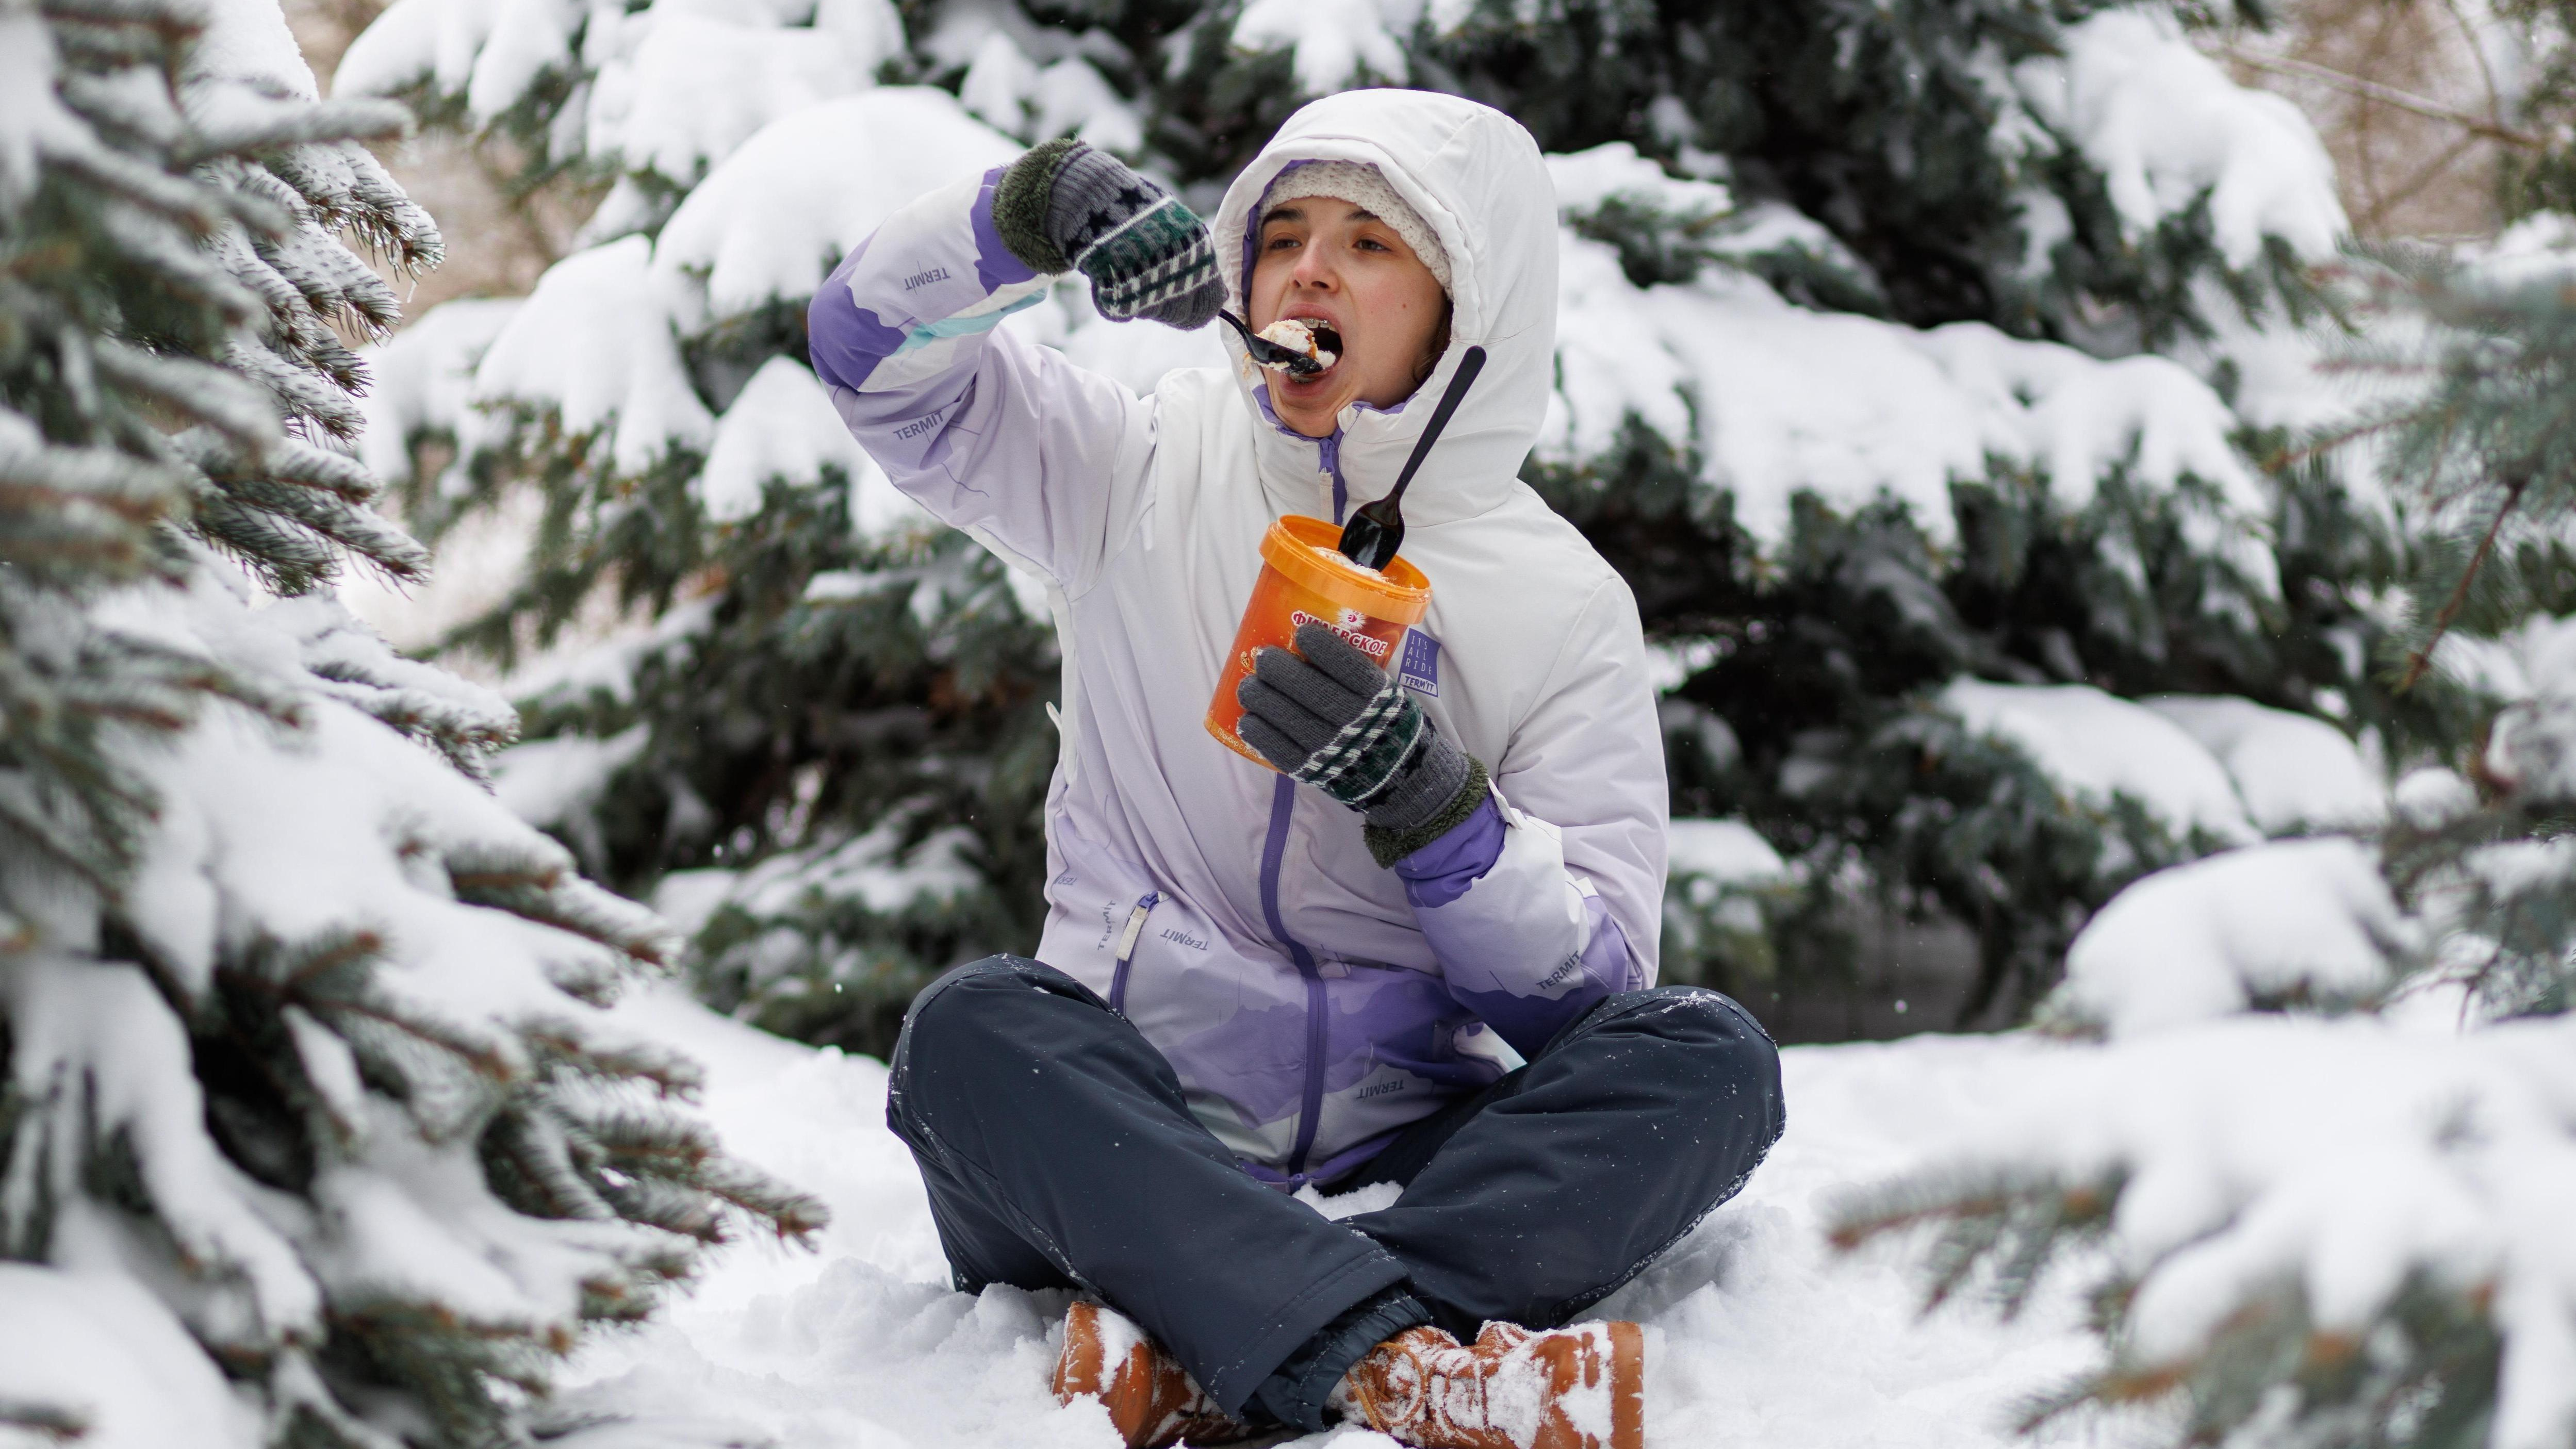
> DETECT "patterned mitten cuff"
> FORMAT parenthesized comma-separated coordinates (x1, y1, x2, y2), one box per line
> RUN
(1361, 720, 1469, 832)
(1364, 756, 1489, 869)
(992, 138, 1082, 275)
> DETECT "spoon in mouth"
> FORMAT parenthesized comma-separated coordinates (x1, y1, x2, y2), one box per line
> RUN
(1217, 310, 1340, 376)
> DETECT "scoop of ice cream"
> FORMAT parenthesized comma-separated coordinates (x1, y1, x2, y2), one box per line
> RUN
(1255, 318, 1339, 370)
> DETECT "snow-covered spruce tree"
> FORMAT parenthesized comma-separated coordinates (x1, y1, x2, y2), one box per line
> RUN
(1828, 238, 2576, 1449)
(343, 0, 2418, 1046)
(1404, 0, 2440, 1018)
(336, 0, 1206, 1053)
(0, 2, 821, 1443)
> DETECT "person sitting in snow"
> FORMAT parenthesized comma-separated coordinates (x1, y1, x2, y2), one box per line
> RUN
(808, 89, 1785, 1449)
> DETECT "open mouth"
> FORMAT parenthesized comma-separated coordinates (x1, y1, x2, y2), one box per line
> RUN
(1255, 318, 1342, 376)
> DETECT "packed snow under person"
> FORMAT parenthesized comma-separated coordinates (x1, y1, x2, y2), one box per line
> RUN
(808, 90, 1785, 1449)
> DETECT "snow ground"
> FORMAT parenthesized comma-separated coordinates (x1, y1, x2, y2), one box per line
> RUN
(557, 986, 2128, 1449)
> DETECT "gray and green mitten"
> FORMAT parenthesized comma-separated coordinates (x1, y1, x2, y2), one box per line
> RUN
(992, 139, 1223, 330)
(1236, 622, 1491, 867)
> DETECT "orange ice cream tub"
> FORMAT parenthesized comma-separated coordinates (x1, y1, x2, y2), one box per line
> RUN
(1207, 515, 1431, 769)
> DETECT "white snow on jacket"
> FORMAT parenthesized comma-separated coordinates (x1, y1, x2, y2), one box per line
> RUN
(809, 90, 1667, 1183)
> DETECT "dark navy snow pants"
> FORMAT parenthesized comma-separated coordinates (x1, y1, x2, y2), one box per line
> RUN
(883, 954, 1785, 1418)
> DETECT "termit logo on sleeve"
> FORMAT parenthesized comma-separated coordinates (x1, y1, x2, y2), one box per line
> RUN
(1400, 631, 1441, 696)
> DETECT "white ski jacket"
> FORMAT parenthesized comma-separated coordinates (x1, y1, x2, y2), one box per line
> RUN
(810, 89, 1667, 1184)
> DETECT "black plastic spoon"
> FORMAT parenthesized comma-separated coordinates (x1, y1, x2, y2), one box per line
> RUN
(1217, 310, 1337, 376)
(1335, 346, 1486, 571)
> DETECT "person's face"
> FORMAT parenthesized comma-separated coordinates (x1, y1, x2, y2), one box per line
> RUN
(1246, 199, 1449, 440)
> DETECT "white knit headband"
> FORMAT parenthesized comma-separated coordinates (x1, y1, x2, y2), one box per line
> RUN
(1261, 161, 1453, 296)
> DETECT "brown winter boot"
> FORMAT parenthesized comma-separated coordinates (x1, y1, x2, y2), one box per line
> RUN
(1338, 1320, 1645, 1449)
(1052, 1299, 1252, 1447)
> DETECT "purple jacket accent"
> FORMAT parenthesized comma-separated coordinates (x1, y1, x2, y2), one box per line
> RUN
(968, 167, 1038, 292)
(809, 237, 908, 393)
(1239, 160, 1306, 298)
(1236, 1130, 1407, 1192)
(1159, 961, 1504, 1130)
(1579, 894, 1640, 993)
(1443, 984, 1566, 1065)
(809, 172, 1038, 396)
(1395, 799, 1505, 910)
(1437, 893, 1636, 1059)
(1448, 898, 1633, 1057)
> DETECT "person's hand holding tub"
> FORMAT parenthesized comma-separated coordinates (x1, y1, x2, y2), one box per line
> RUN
(1236, 622, 1487, 867)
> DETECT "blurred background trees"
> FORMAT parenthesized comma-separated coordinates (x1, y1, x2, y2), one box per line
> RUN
(1829, 216, 2576, 1449)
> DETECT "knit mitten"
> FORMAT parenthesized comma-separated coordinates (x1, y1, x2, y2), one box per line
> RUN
(1235, 621, 1488, 866)
(992, 138, 1223, 330)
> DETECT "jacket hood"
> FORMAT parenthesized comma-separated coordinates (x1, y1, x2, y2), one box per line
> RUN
(1211, 90, 1556, 529)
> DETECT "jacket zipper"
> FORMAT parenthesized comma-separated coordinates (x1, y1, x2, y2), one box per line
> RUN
(1107, 891, 1158, 1015)
(1259, 774, 1328, 1175)
(1257, 473, 1350, 1178)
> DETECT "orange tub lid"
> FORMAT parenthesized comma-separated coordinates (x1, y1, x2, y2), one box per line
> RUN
(1260, 515, 1429, 614)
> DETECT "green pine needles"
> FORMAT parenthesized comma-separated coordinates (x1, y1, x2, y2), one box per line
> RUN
(1833, 1168, 2507, 1449)
(1826, 246, 2576, 1449)
(2336, 245, 2576, 690)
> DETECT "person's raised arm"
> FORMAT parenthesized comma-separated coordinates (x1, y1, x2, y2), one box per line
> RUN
(1235, 582, 1666, 1059)
(808, 141, 1223, 594)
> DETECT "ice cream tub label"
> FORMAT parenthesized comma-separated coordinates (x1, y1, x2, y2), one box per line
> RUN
(1206, 515, 1431, 769)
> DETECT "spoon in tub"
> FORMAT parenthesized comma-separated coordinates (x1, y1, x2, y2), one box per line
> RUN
(1335, 346, 1486, 572)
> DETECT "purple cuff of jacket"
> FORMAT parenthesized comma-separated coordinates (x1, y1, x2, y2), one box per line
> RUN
(808, 166, 1032, 393)
(1392, 798, 1504, 909)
